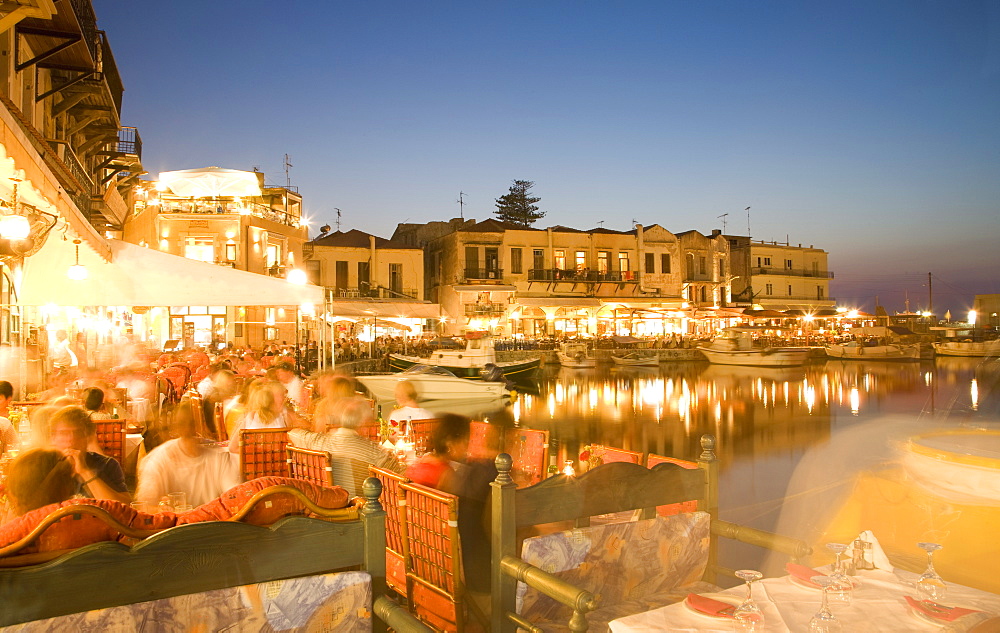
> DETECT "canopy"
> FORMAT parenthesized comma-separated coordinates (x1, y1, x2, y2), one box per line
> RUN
(158, 167, 263, 198)
(17, 238, 322, 307)
(329, 300, 440, 319)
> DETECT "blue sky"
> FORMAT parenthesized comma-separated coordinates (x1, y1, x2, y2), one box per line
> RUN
(94, 0, 999, 315)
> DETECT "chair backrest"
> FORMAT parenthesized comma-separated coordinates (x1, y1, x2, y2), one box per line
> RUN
(646, 453, 700, 516)
(214, 402, 228, 442)
(93, 420, 126, 465)
(286, 445, 336, 488)
(185, 391, 209, 438)
(370, 465, 411, 597)
(467, 421, 492, 460)
(503, 428, 549, 486)
(406, 418, 439, 457)
(401, 481, 465, 632)
(357, 423, 381, 444)
(329, 456, 376, 499)
(586, 444, 643, 467)
(238, 428, 290, 482)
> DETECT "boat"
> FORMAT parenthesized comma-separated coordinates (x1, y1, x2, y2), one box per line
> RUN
(933, 339, 1000, 357)
(557, 341, 597, 368)
(358, 364, 511, 401)
(825, 340, 922, 361)
(388, 332, 540, 381)
(697, 327, 810, 367)
(611, 352, 659, 367)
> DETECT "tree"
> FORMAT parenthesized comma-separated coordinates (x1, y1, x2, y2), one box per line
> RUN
(494, 180, 545, 227)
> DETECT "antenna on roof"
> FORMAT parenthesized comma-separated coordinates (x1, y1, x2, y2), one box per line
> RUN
(334, 208, 342, 231)
(283, 154, 293, 188)
(457, 191, 466, 220)
(597, 220, 604, 228)
(717, 213, 728, 233)
(746, 206, 751, 237)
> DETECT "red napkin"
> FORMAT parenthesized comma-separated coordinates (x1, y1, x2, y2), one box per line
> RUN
(685, 593, 736, 618)
(786, 563, 825, 587)
(904, 596, 982, 622)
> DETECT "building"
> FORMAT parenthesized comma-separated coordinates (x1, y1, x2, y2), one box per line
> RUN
(973, 294, 1000, 329)
(122, 167, 309, 348)
(741, 240, 835, 312)
(418, 219, 735, 337)
(307, 228, 423, 301)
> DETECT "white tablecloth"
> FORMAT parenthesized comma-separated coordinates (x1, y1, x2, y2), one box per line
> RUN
(609, 569, 1000, 632)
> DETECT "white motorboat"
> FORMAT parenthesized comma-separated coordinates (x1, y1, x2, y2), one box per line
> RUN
(933, 339, 1000, 357)
(697, 327, 810, 367)
(611, 352, 659, 367)
(389, 332, 540, 381)
(557, 342, 597, 368)
(357, 365, 510, 401)
(825, 341, 921, 361)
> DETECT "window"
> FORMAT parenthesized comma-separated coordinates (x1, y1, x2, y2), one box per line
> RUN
(700, 287, 707, 302)
(533, 249, 544, 271)
(765, 283, 773, 295)
(265, 238, 285, 270)
(306, 260, 321, 285)
(465, 246, 479, 273)
(225, 241, 236, 262)
(358, 261, 370, 292)
(485, 248, 499, 276)
(661, 253, 671, 273)
(719, 258, 726, 277)
(618, 252, 629, 272)
(817, 286, 824, 299)
(764, 257, 772, 266)
(389, 263, 403, 295)
(184, 236, 215, 263)
(645, 253, 655, 273)
(699, 256, 706, 275)
(335, 261, 348, 291)
(575, 251, 586, 271)
(554, 250, 566, 270)
(597, 251, 610, 273)
(788, 285, 793, 296)
(785, 259, 793, 269)
(511, 248, 523, 274)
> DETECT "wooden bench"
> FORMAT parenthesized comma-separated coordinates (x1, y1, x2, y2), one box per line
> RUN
(490, 434, 812, 632)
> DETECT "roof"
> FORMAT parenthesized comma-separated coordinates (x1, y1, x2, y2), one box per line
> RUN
(462, 218, 541, 233)
(311, 229, 416, 249)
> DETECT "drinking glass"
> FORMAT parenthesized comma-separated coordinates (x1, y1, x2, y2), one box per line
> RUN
(826, 542, 853, 605)
(733, 569, 764, 632)
(808, 576, 842, 633)
(916, 542, 947, 601)
(168, 492, 188, 510)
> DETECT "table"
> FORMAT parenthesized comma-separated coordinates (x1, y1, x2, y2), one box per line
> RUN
(609, 569, 1000, 632)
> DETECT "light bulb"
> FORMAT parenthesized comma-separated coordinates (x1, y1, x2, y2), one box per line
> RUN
(67, 264, 88, 280)
(286, 268, 307, 285)
(0, 214, 30, 240)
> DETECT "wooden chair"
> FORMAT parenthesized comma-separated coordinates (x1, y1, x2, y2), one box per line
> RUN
(357, 423, 382, 444)
(406, 418, 439, 457)
(286, 445, 336, 488)
(213, 402, 228, 442)
(402, 481, 486, 633)
(646, 452, 699, 516)
(490, 435, 813, 632)
(93, 420, 126, 465)
(503, 428, 549, 487)
(238, 428, 290, 482)
(371, 466, 411, 598)
(468, 421, 493, 461)
(585, 444, 642, 466)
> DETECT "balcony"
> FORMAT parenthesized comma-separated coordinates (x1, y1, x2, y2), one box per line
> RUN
(760, 294, 837, 302)
(753, 267, 834, 279)
(528, 269, 638, 283)
(335, 287, 418, 300)
(158, 200, 301, 228)
(465, 302, 506, 317)
(464, 268, 504, 282)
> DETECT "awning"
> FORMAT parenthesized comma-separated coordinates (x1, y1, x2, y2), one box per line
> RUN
(518, 297, 602, 308)
(600, 298, 685, 309)
(158, 167, 263, 198)
(328, 300, 440, 319)
(17, 238, 323, 307)
(453, 285, 517, 293)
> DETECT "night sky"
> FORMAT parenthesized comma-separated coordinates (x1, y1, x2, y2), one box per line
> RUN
(93, 1, 1000, 316)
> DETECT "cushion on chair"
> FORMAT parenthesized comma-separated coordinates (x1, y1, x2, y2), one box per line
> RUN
(517, 511, 714, 631)
(175, 476, 350, 525)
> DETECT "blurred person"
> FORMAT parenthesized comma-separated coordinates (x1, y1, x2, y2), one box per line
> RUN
(405, 414, 471, 492)
(388, 380, 434, 431)
(288, 395, 403, 496)
(135, 401, 239, 508)
(227, 380, 294, 453)
(48, 406, 130, 503)
(4, 448, 78, 517)
(196, 365, 237, 435)
(115, 362, 155, 424)
(270, 362, 307, 410)
(313, 373, 358, 430)
(82, 387, 114, 420)
(51, 330, 78, 370)
(27, 404, 60, 449)
(0, 380, 19, 455)
(36, 369, 72, 402)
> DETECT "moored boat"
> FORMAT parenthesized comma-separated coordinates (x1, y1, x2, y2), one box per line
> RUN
(611, 352, 659, 367)
(388, 332, 540, 381)
(357, 364, 510, 401)
(557, 342, 597, 368)
(933, 339, 1000, 357)
(697, 327, 810, 367)
(825, 341, 921, 361)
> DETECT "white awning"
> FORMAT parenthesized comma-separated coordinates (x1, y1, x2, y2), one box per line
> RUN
(518, 297, 602, 308)
(158, 167, 263, 198)
(17, 238, 323, 307)
(453, 285, 517, 293)
(329, 300, 440, 319)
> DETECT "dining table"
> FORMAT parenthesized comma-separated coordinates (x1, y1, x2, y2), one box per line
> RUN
(608, 568, 1000, 632)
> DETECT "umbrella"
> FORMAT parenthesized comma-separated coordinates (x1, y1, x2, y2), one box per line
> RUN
(158, 166, 263, 198)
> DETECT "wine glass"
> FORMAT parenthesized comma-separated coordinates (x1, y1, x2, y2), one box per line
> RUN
(733, 569, 764, 632)
(916, 542, 947, 601)
(826, 542, 853, 605)
(808, 576, 842, 633)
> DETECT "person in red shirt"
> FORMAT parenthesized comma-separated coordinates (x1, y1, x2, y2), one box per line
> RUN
(405, 414, 470, 492)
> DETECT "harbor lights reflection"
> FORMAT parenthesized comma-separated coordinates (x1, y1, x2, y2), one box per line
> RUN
(850, 387, 861, 416)
(972, 379, 979, 411)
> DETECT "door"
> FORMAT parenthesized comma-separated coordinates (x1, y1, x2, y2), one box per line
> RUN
(485, 248, 499, 278)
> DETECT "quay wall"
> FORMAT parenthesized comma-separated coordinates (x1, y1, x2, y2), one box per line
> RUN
(498, 349, 707, 364)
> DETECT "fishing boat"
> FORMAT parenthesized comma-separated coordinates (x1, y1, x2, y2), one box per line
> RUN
(933, 339, 1000, 357)
(388, 332, 540, 381)
(357, 364, 511, 401)
(611, 352, 660, 367)
(697, 327, 810, 367)
(825, 340, 922, 361)
(557, 341, 597, 368)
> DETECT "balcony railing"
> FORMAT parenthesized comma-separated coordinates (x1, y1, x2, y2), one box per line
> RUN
(464, 268, 504, 281)
(465, 302, 506, 317)
(528, 269, 638, 282)
(760, 294, 837, 302)
(158, 200, 301, 228)
(753, 267, 834, 279)
(335, 287, 418, 300)
(117, 127, 142, 159)
(264, 184, 300, 194)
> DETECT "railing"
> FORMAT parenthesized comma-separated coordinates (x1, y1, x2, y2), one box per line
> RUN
(465, 303, 506, 317)
(682, 274, 715, 282)
(335, 287, 418, 300)
(264, 184, 300, 194)
(464, 268, 503, 281)
(117, 127, 142, 159)
(70, 0, 98, 61)
(157, 200, 300, 228)
(759, 295, 837, 302)
(96, 31, 124, 113)
(753, 267, 834, 279)
(528, 269, 637, 282)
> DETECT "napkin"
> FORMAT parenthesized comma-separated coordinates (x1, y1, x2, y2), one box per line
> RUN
(685, 594, 736, 618)
(904, 596, 982, 622)
(854, 529, 894, 571)
(786, 562, 825, 587)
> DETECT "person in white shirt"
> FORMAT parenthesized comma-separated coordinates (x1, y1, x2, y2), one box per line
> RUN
(0, 380, 19, 455)
(388, 380, 435, 436)
(271, 362, 307, 410)
(136, 400, 239, 508)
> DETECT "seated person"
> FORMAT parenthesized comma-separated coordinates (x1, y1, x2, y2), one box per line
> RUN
(135, 400, 239, 508)
(228, 380, 297, 453)
(388, 380, 434, 436)
(0, 380, 18, 456)
(82, 387, 115, 420)
(48, 405, 130, 503)
(312, 373, 358, 429)
(4, 448, 78, 517)
(288, 396, 403, 496)
(405, 414, 471, 493)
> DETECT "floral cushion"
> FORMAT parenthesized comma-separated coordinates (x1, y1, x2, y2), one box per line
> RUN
(517, 512, 714, 630)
